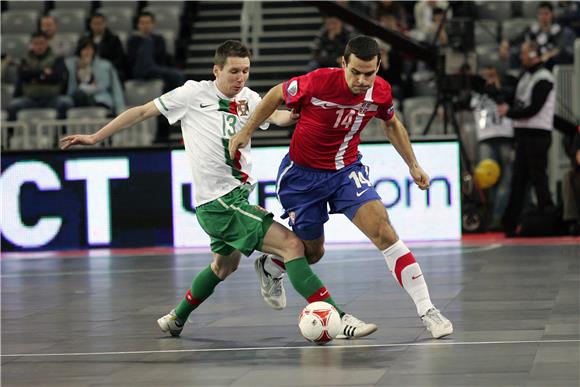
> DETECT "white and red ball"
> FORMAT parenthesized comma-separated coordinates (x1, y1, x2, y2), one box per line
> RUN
(298, 301, 341, 344)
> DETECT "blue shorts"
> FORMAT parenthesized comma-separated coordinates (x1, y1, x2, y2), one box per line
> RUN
(276, 153, 382, 240)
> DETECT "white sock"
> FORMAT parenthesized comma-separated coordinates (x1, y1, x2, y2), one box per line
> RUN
(382, 240, 433, 316)
(263, 254, 285, 278)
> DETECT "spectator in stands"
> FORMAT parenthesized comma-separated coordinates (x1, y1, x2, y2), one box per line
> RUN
(127, 12, 184, 91)
(40, 15, 75, 58)
(555, 0, 580, 36)
(424, 7, 448, 46)
(497, 41, 556, 237)
(7, 32, 72, 120)
(499, 1, 576, 70)
(471, 65, 515, 230)
(308, 15, 352, 71)
(79, 13, 126, 80)
(413, 0, 450, 40)
(65, 38, 125, 115)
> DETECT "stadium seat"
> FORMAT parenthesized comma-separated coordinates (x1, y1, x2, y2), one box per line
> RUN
(476, 1, 513, 21)
(403, 96, 440, 136)
(124, 80, 164, 106)
(66, 107, 109, 119)
(142, 5, 181, 30)
(50, 9, 87, 33)
(157, 29, 176, 57)
(474, 20, 499, 45)
(16, 108, 58, 149)
(1, 10, 40, 34)
(6, 1, 45, 13)
(1, 34, 30, 60)
(1, 84, 15, 111)
(501, 19, 534, 42)
(97, 7, 134, 34)
(521, 1, 540, 18)
(53, 1, 94, 13)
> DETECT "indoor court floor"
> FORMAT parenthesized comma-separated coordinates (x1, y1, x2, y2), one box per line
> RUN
(2, 237, 579, 387)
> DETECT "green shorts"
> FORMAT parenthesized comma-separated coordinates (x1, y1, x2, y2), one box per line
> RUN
(196, 186, 274, 257)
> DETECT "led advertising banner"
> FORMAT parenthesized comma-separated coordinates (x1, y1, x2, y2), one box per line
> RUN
(1, 142, 460, 252)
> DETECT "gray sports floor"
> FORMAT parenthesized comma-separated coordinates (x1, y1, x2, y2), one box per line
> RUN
(2, 239, 579, 387)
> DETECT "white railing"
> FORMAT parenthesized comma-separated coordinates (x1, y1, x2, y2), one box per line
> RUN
(1, 118, 156, 150)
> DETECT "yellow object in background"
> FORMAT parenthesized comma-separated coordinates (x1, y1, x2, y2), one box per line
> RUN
(474, 159, 501, 189)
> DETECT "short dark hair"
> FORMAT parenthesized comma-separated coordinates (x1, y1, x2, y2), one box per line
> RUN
(76, 37, 96, 56)
(343, 35, 380, 64)
(214, 40, 251, 68)
(138, 11, 155, 22)
(90, 12, 106, 21)
(31, 31, 48, 40)
(538, 1, 553, 12)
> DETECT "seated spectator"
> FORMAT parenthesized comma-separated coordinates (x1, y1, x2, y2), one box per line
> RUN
(127, 12, 184, 91)
(40, 15, 75, 58)
(7, 31, 72, 120)
(499, 1, 576, 69)
(79, 13, 126, 80)
(65, 38, 126, 115)
(308, 15, 352, 71)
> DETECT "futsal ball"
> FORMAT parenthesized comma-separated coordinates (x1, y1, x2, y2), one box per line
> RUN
(298, 301, 342, 344)
(474, 159, 501, 190)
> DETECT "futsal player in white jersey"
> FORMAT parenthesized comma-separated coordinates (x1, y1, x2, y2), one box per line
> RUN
(60, 40, 377, 339)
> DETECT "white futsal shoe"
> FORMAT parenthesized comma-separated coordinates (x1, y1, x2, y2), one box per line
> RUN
(335, 313, 378, 339)
(255, 254, 286, 310)
(421, 308, 453, 339)
(157, 309, 185, 337)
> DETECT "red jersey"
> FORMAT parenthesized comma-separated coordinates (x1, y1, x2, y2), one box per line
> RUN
(282, 67, 394, 170)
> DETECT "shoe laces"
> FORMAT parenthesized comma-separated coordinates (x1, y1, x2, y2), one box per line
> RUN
(267, 276, 283, 296)
(342, 314, 365, 327)
(424, 308, 444, 324)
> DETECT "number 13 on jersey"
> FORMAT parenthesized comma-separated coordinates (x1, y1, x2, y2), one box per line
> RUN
(222, 114, 237, 137)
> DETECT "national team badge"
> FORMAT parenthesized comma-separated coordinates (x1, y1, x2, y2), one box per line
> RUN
(359, 101, 372, 115)
(236, 99, 249, 116)
(287, 80, 298, 96)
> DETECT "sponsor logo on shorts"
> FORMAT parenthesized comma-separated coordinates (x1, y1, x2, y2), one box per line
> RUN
(356, 188, 370, 197)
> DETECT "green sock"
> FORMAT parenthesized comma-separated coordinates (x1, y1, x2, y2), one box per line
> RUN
(175, 265, 222, 321)
(285, 257, 344, 315)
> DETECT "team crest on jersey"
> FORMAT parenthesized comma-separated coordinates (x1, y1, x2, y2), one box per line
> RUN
(359, 101, 373, 115)
(236, 99, 249, 116)
(287, 80, 298, 96)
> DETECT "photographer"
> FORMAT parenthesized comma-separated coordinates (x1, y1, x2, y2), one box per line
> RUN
(497, 41, 555, 236)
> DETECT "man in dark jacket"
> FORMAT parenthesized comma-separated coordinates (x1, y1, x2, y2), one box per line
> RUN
(8, 31, 72, 120)
(80, 13, 126, 80)
(497, 41, 556, 236)
(127, 12, 184, 91)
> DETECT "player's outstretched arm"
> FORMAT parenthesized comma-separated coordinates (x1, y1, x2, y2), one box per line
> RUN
(383, 115, 430, 190)
(60, 101, 161, 149)
(229, 83, 285, 159)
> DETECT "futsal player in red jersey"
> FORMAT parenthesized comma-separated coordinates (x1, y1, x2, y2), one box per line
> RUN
(230, 35, 453, 338)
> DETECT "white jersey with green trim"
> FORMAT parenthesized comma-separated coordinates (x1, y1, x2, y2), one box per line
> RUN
(154, 80, 269, 206)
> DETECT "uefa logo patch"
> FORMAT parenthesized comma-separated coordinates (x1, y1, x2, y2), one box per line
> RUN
(287, 80, 298, 96)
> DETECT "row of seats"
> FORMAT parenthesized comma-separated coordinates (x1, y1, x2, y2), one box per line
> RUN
(1, 79, 163, 113)
(1, 4, 182, 34)
(1, 106, 156, 150)
(2, 28, 178, 60)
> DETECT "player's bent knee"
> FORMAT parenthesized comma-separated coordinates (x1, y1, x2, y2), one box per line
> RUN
(306, 246, 324, 265)
(211, 260, 238, 279)
(284, 235, 305, 260)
